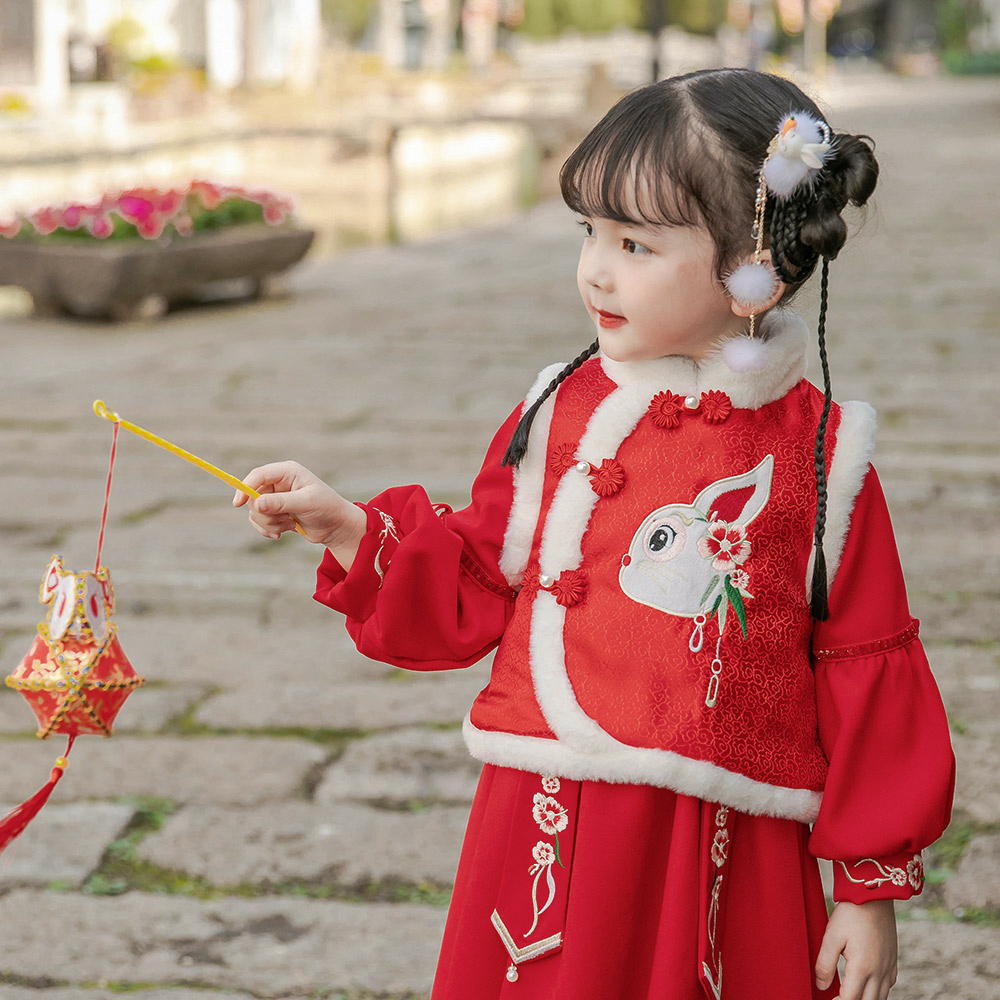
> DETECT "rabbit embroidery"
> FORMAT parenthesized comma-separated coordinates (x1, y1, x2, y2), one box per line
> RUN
(619, 455, 774, 639)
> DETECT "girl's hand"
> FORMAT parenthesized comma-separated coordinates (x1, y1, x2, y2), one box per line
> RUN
(233, 461, 367, 570)
(816, 899, 898, 1000)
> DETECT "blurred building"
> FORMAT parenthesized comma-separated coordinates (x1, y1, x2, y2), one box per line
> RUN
(0, 0, 322, 116)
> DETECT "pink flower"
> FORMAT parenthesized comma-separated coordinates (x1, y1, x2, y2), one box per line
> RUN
(648, 391, 685, 430)
(88, 214, 114, 239)
(117, 193, 156, 224)
(700, 390, 732, 423)
(532, 793, 568, 835)
(0, 217, 22, 238)
(697, 521, 750, 573)
(907, 855, 924, 890)
(730, 568, 751, 594)
(589, 458, 625, 497)
(135, 213, 166, 239)
(61, 203, 86, 230)
(191, 179, 223, 209)
(263, 197, 288, 225)
(890, 867, 908, 887)
(31, 207, 62, 236)
(172, 214, 194, 236)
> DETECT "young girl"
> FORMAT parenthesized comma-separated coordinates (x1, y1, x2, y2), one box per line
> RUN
(234, 69, 954, 1000)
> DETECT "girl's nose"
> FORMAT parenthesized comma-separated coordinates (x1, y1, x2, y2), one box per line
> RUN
(579, 245, 613, 291)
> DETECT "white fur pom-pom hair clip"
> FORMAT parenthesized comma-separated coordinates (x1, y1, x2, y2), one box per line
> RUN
(722, 110, 833, 374)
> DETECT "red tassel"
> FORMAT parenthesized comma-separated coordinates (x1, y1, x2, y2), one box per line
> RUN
(0, 735, 75, 856)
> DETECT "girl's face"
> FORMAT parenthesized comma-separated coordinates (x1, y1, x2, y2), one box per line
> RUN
(576, 214, 743, 363)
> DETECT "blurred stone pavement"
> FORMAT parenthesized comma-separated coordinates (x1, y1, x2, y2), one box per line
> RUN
(0, 74, 997, 1000)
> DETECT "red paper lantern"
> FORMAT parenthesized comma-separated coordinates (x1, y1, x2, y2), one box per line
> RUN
(1, 556, 144, 854)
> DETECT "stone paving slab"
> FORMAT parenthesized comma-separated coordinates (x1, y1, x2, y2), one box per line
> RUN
(944, 834, 1000, 912)
(951, 734, 1000, 827)
(894, 921, 1000, 1000)
(195, 664, 491, 731)
(0, 890, 445, 995)
(0, 736, 326, 807)
(139, 801, 468, 886)
(0, 802, 133, 887)
(316, 728, 482, 805)
(0, 992, 254, 1000)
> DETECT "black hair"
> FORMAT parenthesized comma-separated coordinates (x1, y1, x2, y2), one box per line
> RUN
(503, 68, 879, 621)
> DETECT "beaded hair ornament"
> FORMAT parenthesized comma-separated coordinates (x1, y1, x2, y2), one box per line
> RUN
(723, 111, 836, 620)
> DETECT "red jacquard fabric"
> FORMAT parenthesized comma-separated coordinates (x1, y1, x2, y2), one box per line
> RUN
(476, 361, 837, 794)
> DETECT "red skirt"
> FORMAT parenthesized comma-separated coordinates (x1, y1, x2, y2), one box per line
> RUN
(432, 765, 838, 1000)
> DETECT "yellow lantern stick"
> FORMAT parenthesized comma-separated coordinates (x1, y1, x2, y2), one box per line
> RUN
(93, 400, 305, 534)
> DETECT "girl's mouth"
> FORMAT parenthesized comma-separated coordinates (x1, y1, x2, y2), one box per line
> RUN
(596, 309, 627, 329)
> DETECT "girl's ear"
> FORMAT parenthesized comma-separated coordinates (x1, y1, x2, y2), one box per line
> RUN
(726, 250, 786, 318)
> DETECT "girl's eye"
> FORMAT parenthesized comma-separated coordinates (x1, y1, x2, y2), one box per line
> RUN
(578, 220, 594, 237)
(623, 238, 651, 255)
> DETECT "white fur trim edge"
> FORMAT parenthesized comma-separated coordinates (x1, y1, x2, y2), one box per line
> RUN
(463, 714, 823, 823)
(499, 362, 565, 587)
(806, 400, 877, 594)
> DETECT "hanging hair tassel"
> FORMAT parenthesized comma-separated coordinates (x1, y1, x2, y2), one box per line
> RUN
(809, 257, 833, 622)
(0, 735, 75, 856)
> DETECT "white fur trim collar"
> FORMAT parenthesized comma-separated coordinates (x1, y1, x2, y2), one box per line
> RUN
(599, 309, 808, 410)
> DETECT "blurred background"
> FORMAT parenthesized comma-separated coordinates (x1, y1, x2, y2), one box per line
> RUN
(1, 3, 998, 999)
(1, 0, 999, 260)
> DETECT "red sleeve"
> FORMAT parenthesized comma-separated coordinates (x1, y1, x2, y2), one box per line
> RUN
(312, 407, 521, 671)
(807, 468, 956, 902)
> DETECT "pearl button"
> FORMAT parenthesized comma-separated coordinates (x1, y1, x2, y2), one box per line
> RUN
(684, 395, 699, 409)
(575, 461, 590, 474)
(506, 964, 519, 982)
(538, 574, 553, 589)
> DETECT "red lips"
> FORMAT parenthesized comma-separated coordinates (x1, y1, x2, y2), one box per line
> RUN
(596, 309, 626, 329)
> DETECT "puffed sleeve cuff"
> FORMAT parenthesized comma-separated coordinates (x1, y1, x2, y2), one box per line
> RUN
(314, 502, 401, 623)
(833, 851, 926, 903)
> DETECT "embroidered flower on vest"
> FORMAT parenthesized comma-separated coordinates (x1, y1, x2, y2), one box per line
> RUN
(589, 458, 625, 497)
(697, 521, 751, 574)
(552, 568, 588, 607)
(700, 390, 732, 423)
(548, 443, 578, 476)
(648, 391, 685, 429)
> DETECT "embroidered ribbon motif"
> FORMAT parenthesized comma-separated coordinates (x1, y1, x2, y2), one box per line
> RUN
(525, 841, 557, 936)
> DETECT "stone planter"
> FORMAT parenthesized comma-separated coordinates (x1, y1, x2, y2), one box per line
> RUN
(0, 224, 315, 321)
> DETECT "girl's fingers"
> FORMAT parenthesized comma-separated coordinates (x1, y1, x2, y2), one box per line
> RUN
(837, 970, 870, 1000)
(815, 932, 845, 990)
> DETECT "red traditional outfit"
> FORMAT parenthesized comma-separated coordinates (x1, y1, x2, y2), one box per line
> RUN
(314, 313, 954, 1000)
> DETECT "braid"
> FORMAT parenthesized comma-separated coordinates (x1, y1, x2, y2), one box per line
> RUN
(502, 339, 600, 468)
(769, 191, 819, 285)
(809, 257, 833, 622)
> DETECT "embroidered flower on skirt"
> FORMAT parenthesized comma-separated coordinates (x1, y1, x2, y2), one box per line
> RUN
(697, 521, 751, 574)
(907, 855, 924, 890)
(531, 841, 556, 867)
(551, 569, 588, 607)
(532, 793, 569, 835)
(700, 390, 733, 423)
(548, 443, 578, 476)
(715, 805, 730, 828)
(648, 391, 685, 429)
(711, 829, 730, 867)
(589, 458, 625, 497)
(540, 775, 561, 794)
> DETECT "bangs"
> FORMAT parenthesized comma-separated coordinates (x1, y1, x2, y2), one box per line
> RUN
(561, 90, 717, 230)
(560, 80, 753, 277)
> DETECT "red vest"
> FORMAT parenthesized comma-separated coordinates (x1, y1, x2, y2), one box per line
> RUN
(464, 316, 875, 822)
